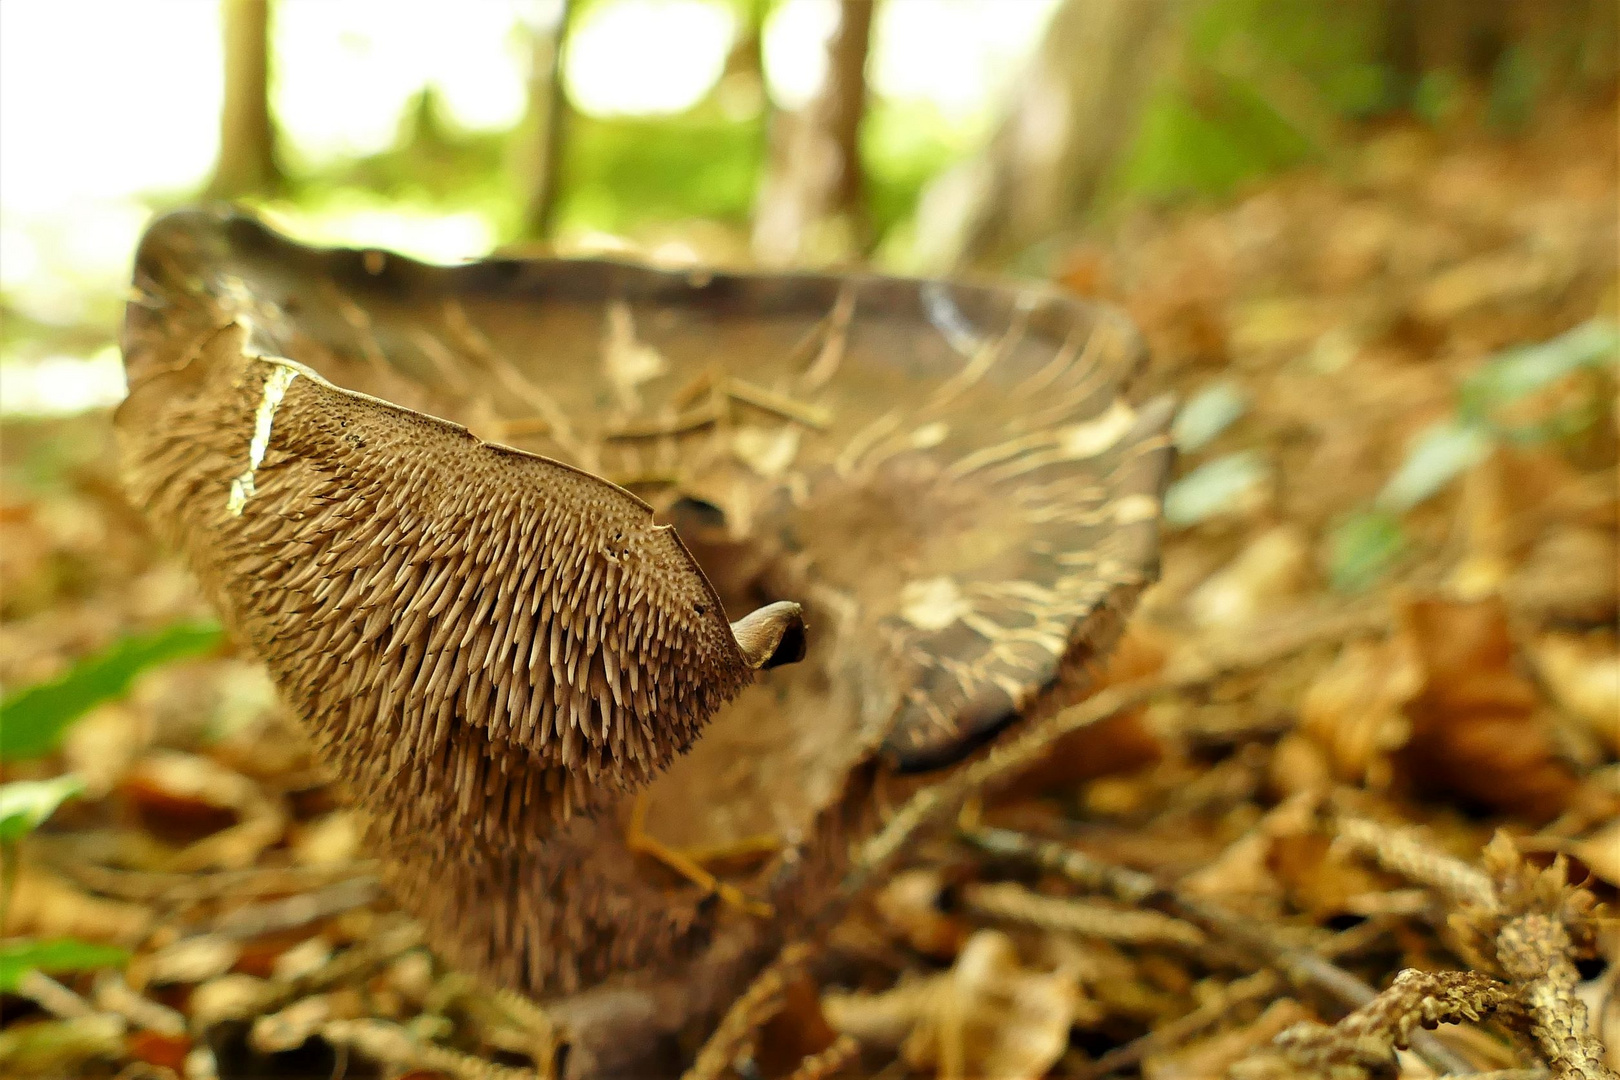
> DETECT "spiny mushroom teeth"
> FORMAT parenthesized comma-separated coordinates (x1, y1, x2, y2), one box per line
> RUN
(116, 324, 807, 834)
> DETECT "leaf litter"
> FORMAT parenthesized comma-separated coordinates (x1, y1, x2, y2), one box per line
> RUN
(1, 105, 1616, 1078)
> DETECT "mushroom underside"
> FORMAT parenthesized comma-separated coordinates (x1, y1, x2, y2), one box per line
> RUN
(117, 210, 1173, 1051)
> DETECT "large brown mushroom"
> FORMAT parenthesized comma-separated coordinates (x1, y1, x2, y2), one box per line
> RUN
(117, 208, 1172, 1076)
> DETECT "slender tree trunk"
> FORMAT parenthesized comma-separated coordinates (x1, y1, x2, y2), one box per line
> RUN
(518, 0, 578, 242)
(751, 0, 874, 267)
(207, 0, 280, 200)
(912, 0, 1174, 272)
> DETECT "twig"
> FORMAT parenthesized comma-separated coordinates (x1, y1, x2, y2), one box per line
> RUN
(15, 970, 99, 1020)
(1070, 970, 1281, 1079)
(961, 881, 1206, 950)
(1336, 824, 1615, 1078)
(92, 971, 187, 1036)
(960, 828, 1479, 1076)
(845, 601, 1389, 901)
(1332, 814, 1495, 909)
(785, 1035, 860, 1080)
(726, 378, 832, 429)
(1234, 969, 1532, 1079)
(209, 919, 425, 1028)
(207, 876, 380, 939)
(681, 943, 815, 1080)
(46, 856, 377, 903)
(321, 1017, 539, 1080)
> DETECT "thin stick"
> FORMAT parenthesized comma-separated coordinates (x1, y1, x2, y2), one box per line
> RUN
(962, 828, 1479, 1077)
(681, 943, 815, 1080)
(727, 377, 833, 429)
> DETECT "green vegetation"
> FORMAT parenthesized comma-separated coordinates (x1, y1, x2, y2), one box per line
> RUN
(0, 621, 224, 760)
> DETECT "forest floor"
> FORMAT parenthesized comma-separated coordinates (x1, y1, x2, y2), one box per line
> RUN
(0, 103, 1616, 1079)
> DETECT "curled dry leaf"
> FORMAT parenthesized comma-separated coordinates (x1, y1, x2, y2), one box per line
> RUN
(1301, 596, 1582, 820)
(1395, 596, 1580, 822)
(823, 931, 1085, 1080)
(120, 751, 286, 871)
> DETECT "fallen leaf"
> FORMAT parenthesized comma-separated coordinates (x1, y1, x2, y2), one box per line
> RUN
(1188, 525, 1310, 630)
(874, 869, 967, 961)
(1395, 595, 1579, 822)
(1532, 632, 1620, 754)
(1299, 636, 1420, 790)
(823, 931, 1084, 1080)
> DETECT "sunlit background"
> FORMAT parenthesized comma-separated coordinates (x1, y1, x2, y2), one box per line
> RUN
(0, 0, 1066, 415)
(0, 0, 1614, 421)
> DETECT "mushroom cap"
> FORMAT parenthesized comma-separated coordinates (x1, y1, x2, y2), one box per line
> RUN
(118, 210, 1171, 1021)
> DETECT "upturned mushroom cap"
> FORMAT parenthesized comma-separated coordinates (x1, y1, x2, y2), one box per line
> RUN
(118, 209, 1170, 1030)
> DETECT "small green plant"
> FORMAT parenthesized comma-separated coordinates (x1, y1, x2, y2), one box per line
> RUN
(0, 939, 129, 993)
(1329, 320, 1618, 592)
(0, 621, 223, 761)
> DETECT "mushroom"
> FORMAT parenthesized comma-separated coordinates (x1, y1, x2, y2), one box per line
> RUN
(117, 209, 1172, 1072)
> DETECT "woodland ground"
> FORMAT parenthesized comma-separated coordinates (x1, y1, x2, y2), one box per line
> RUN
(0, 102, 1615, 1079)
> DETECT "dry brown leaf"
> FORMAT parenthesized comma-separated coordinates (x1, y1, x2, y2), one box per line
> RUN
(1299, 635, 1420, 790)
(121, 751, 287, 871)
(1267, 833, 1393, 922)
(823, 930, 1083, 1080)
(1395, 595, 1580, 822)
(1571, 818, 1620, 889)
(754, 972, 841, 1079)
(1188, 525, 1311, 631)
(1532, 632, 1620, 754)
(290, 812, 363, 867)
(60, 702, 150, 799)
(874, 869, 967, 961)
(0, 864, 151, 943)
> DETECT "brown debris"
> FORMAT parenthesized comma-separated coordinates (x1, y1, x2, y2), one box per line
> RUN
(1395, 596, 1581, 822)
(5, 98, 1615, 1080)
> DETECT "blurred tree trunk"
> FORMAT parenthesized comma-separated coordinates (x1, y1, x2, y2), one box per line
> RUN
(517, 0, 578, 242)
(751, 0, 874, 268)
(913, 0, 1174, 272)
(207, 0, 281, 200)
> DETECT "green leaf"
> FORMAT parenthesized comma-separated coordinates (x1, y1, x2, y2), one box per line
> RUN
(1172, 381, 1248, 452)
(0, 938, 129, 992)
(0, 622, 223, 761)
(1164, 451, 1270, 527)
(0, 776, 84, 842)
(1461, 320, 1620, 422)
(1330, 509, 1406, 593)
(1375, 420, 1493, 513)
